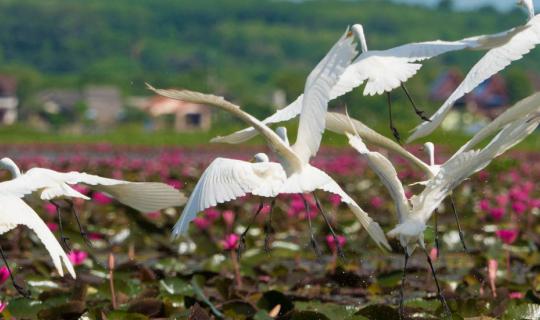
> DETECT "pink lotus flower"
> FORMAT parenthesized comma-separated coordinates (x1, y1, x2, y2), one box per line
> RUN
(509, 292, 524, 299)
(479, 199, 491, 212)
(496, 229, 519, 245)
(193, 217, 210, 230)
(72, 184, 90, 195)
(429, 247, 438, 263)
(495, 194, 509, 207)
(46, 222, 59, 232)
(325, 235, 346, 253)
(146, 211, 160, 219)
(43, 203, 57, 217)
(329, 194, 342, 207)
(221, 234, 239, 251)
(204, 208, 220, 221)
(405, 190, 413, 200)
(0, 266, 10, 285)
(488, 259, 498, 297)
(511, 201, 527, 215)
(88, 232, 104, 240)
(92, 192, 113, 205)
(489, 207, 505, 221)
(0, 301, 7, 313)
(478, 170, 489, 182)
(529, 198, 540, 209)
(167, 179, 183, 190)
(370, 196, 384, 209)
(222, 210, 235, 228)
(68, 250, 88, 266)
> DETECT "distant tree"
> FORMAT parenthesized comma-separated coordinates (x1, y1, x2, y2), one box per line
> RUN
(438, 0, 453, 10)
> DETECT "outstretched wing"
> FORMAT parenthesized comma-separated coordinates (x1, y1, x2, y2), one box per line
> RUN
(0, 195, 75, 278)
(0, 168, 185, 213)
(292, 28, 357, 162)
(316, 171, 391, 251)
(453, 92, 540, 156)
(347, 134, 410, 223)
(412, 114, 540, 222)
(172, 158, 286, 237)
(408, 16, 540, 143)
(147, 85, 303, 174)
(211, 95, 304, 144)
(326, 112, 432, 174)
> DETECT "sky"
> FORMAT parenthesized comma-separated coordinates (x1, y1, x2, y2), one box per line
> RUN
(392, 0, 533, 11)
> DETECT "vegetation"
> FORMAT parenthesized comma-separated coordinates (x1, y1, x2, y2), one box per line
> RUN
(0, 0, 537, 127)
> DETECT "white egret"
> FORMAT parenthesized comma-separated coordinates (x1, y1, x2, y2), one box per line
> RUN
(408, 14, 540, 143)
(0, 194, 75, 296)
(0, 157, 186, 248)
(346, 105, 540, 317)
(327, 112, 468, 252)
(213, 23, 528, 143)
(146, 30, 391, 252)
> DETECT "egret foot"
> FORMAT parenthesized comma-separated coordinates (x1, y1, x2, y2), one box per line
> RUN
(302, 195, 321, 257)
(401, 84, 431, 122)
(450, 195, 468, 253)
(423, 247, 451, 318)
(51, 200, 71, 252)
(399, 252, 409, 320)
(0, 245, 31, 298)
(387, 92, 402, 144)
(313, 193, 345, 260)
(67, 200, 93, 248)
(263, 199, 276, 254)
(237, 200, 265, 260)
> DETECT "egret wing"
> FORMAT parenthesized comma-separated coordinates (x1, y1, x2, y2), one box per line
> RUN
(292, 28, 357, 161)
(147, 85, 303, 174)
(211, 95, 304, 144)
(412, 114, 540, 222)
(0, 195, 75, 278)
(315, 170, 391, 251)
(347, 134, 410, 223)
(453, 92, 540, 156)
(408, 16, 540, 143)
(326, 112, 432, 174)
(172, 158, 286, 237)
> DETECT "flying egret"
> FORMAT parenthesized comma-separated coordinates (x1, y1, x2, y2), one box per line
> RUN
(0, 157, 186, 249)
(346, 106, 540, 317)
(326, 112, 468, 252)
(146, 31, 391, 252)
(0, 194, 75, 297)
(213, 23, 528, 144)
(408, 14, 540, 143)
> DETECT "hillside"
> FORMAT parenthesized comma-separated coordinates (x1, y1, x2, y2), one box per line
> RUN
(0, 0, 536, 122)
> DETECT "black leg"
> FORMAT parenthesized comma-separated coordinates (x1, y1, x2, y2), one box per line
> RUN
(264, 199, 276, 254)
(313, 193, 345, 260)
(399, 251, 409, 320)
(51, 200, 70, 251)
(0, 245, 30, 298)
(449, 194, 468, 253)
(66, 200, 93, 248)
(302, 195, 321, 257)
(434, 210, 440, 258)
(387, 92, 402, 144)
(401, 84, 431, 122)
(423, 247, 451, 318)
(237, 200, 265, 260)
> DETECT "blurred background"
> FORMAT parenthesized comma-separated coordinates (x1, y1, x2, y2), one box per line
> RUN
(0, 0, 537, 147)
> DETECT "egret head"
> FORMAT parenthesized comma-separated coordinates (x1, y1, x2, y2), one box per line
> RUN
(423, 142, 436, 166)
(0, 157, 21, 178)
(251, 153, 270, 163)
(351, 24, 368, 52)
(275, 127, 290, 146)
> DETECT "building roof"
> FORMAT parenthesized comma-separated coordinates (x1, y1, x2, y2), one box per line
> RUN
(146, 95, 209, 116)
